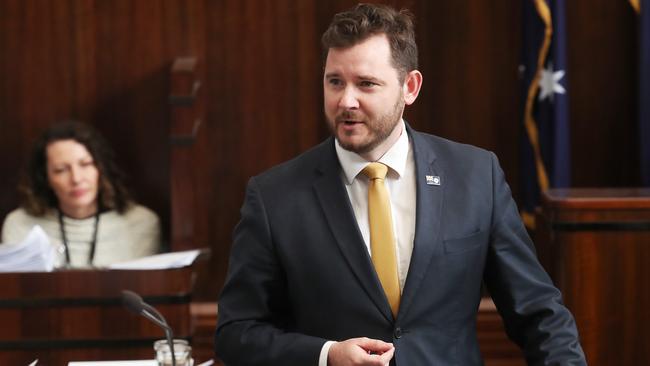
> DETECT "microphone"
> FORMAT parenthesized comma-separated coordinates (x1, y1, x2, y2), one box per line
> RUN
(121, 290, 177, 366)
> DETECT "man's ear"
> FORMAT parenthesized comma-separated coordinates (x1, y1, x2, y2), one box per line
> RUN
(403, 70, 423, 105)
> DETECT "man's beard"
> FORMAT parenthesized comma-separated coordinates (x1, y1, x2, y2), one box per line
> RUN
(330, 97, 405, 155)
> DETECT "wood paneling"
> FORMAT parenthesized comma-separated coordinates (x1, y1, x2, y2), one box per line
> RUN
(199, 0, 327, 297)
(0, 0, 641, 303)
(0, 0, 207, 251)
(567, 0, 640, 186)
(0, 268, 193, 365)
(190, 302, 219, 364)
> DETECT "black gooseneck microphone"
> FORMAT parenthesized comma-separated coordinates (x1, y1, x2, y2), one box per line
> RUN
(121, 290, 177, 366)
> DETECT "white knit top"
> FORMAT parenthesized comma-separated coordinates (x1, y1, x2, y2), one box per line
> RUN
(1, 204, 161, 268)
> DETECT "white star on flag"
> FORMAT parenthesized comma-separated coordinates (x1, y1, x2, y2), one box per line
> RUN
(538, 62, 566, 102)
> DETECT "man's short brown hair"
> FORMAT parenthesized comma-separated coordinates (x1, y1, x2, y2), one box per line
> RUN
(321, 3, 418, 82)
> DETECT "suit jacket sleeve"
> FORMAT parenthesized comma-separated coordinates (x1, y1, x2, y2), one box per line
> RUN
(214, 177, 326, 366)
(483, 152, 586, 365)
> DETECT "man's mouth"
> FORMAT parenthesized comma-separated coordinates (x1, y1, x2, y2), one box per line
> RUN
(337, 117, 364, 125)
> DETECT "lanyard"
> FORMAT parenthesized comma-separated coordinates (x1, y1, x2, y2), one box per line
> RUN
(58, 210, 100, 266)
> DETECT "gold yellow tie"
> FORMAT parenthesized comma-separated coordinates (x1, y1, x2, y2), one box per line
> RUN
(362, 162, 400, 317)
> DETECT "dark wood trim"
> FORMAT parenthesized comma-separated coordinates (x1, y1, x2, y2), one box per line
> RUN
(0, 293, 192, 308)
(0, 337, 191, 350)
(551, 221, 650, 231)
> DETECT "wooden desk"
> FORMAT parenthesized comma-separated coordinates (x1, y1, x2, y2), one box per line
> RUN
(536, 188, 650, 365)
(0, 268, 194, 365)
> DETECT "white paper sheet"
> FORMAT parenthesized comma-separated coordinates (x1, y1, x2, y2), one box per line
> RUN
(107, 249, 200, 270)
(0, 226, 54, 272)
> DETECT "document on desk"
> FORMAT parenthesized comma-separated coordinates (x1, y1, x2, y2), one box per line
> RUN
(68, 361, 156, 366)
(107, 249, 200, 270)
(0, 225, 54, 272)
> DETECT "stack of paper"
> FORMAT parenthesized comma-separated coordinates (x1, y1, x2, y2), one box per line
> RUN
(108, 249, 201, 270)
(0, 226, 55, 272)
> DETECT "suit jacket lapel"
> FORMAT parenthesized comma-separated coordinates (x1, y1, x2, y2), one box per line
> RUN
(312, 139, 394, 323)
(399, 126, 444, 318)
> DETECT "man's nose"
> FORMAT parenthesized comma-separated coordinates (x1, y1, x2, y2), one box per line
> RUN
(338, 87, 360, 109)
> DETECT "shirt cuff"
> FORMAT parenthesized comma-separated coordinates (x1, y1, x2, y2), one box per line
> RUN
(318, 340, 336, 366)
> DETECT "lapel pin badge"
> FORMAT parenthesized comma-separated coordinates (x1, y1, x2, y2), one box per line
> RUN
(426, 175, 441, 186)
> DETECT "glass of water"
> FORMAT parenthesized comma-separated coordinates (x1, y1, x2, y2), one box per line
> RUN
(154, 339, 193, 366)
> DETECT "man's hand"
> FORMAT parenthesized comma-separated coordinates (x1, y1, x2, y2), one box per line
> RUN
(328, 337, 395, 366)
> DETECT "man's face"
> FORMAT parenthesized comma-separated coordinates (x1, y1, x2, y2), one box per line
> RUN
(323, 34, 406, 155)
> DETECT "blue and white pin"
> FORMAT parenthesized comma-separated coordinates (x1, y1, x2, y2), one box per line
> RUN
(425, 175, 441, 186)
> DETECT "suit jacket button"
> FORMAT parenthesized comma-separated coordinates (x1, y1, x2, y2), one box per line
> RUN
(394, 327, 402, 339)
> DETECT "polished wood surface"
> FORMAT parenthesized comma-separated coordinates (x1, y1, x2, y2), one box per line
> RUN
(0, 1, 642, 303)
(536, 188, 650, 365)
(190, 302, 219, 365)
(0, 268, 193, 365)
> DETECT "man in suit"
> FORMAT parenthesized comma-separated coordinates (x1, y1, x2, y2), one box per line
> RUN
(215, 4, 586, 365)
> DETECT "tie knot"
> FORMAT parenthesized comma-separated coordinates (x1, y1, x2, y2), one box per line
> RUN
(362, 162, 388, 180)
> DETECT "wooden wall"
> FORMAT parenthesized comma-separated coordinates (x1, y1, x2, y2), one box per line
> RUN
(0, 0, 641, 300)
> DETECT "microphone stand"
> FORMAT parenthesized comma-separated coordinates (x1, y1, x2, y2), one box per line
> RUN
(122, 290, 176, 366)
(141, 307, 176, 366)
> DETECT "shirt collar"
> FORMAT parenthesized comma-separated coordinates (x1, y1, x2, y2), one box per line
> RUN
(335, 119, 410, 184)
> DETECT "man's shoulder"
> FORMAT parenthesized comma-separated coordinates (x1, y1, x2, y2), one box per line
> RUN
(410, 128, 493, 160)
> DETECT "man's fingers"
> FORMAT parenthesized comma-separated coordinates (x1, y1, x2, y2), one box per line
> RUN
(356, 337, 394, 353)
(328, 337, 395, 366)
(375, 346, 394, 363)
(360, 345, 394, 366)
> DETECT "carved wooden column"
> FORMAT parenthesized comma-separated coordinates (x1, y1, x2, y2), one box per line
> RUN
(169, 57, 204, 251)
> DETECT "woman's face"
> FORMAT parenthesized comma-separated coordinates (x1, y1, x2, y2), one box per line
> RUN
(46, 139, 100, 218)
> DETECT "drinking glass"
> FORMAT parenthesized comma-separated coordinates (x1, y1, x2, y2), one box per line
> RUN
(154, 339, 193, 366)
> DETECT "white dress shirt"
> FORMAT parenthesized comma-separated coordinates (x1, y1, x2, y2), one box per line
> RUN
(319, 120, 417, 365)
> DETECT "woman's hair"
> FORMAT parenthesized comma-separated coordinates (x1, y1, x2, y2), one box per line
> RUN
(20, 121, 131, 216)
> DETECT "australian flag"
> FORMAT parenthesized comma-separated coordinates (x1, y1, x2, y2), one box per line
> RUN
(640, 0, 650, 186)
(520, 0, 570, 227)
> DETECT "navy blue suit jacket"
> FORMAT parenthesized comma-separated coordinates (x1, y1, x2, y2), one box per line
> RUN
(215, 126, 586, 365)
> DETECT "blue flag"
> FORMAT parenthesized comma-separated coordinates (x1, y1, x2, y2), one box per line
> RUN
(520, 0, 570, 227)
(640, 0, 650, 186)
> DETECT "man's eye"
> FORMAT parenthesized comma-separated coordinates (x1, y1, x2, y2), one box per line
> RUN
(328, 78, 343, 86)
(359, 81, 377, 88)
